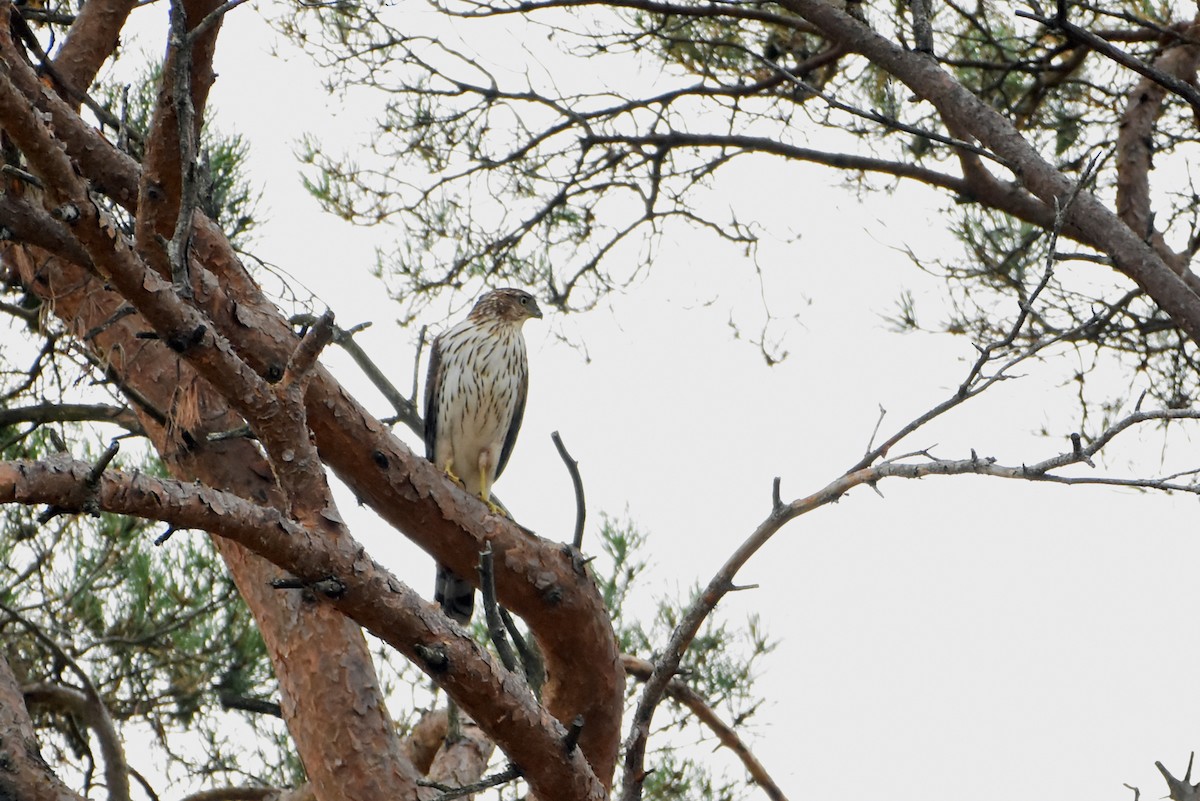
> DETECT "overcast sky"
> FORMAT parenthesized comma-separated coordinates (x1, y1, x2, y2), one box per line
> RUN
(104, 5, 1200, 798)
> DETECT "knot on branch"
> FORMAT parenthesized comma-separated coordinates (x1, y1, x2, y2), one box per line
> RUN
(414, 643, 450, 672)
(166, 324, 206, 353)
(269, 574, 345, 599)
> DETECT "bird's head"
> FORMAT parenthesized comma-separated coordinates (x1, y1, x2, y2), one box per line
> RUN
(470, 288, 544, 324)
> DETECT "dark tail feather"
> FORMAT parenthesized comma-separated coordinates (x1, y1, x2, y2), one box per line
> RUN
(435, 564, 474, 624)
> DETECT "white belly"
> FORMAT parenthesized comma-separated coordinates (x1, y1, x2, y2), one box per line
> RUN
(433, 321, 528, 497)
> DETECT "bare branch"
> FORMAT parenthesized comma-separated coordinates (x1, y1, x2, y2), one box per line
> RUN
(1017, 7, 1200, 116)
(551, 431, 586, 550)
(478, 543, 520, 673)
(165, 0, 198, 296)
(0, 403, 141, 434)
(289, 313, 422, 433)
(622, 654, 787, 801)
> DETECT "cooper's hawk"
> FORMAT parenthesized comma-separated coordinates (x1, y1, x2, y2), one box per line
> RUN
(424, 288, 543, 623)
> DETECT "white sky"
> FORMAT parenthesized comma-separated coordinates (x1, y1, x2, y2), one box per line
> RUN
(104, 3, 1200, 799)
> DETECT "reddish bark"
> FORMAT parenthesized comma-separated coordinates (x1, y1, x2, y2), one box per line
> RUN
(5, 242, 426, 801)
(0, 457, 609, 800)
(0, 2, 625, 794)
(51, 0, 138, 102)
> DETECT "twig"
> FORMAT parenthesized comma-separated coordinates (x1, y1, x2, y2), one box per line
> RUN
(83, 438, 122, 515)
(563, 715, 585, 753)
(499, 607, 545, 697)
(1, 163, 42, 188)
(412, 324, 427, 407)
(864, 404, 887, 455)
(551, 431, 586, 549)
(166, 0, 198, 297)
(37, 438, 120, 522)
(622, 654, 788, 801)
(1155, 752, 1199, 801)
(420, 763, 522, 801)
(83, 305, 137, 342)
(477, 544, 519, 672)
(218, 692, 283, 718)
(185, 0, 252, 43)
(1016, 5, 1200, 116)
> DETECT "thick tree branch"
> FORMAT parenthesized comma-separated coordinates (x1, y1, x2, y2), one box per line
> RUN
(779, 0, 1200, 344)
(133, 0, 223, 283)
(50, 0, 139, 107)
(0, 3, 624, 786)
(0, 456, 607, 801)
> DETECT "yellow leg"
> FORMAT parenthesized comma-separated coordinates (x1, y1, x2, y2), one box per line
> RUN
(442, 462, 463, 487)
(478, 465, 505, 516)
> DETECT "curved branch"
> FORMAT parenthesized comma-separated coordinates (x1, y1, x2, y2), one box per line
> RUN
(781, 0, 1200, 344)
(0, 456, 607, 801)
(621, 654, 787, 801)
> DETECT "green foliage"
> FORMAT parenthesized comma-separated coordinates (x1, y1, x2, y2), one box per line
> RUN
(96, 65, 262, 247)
(0, 34, 279, 795)
(277, 0, 1200, 430)
(0, 428, 289, 790)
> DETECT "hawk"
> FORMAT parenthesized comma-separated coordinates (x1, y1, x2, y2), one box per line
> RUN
(424, 288, 543, 623)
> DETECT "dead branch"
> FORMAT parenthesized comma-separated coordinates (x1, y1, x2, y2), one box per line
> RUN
(288, 313, 422, 432)
(1156, 753, 1200, 801)
(551, 431, 586, 549)
(622, 654, 787, 801)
